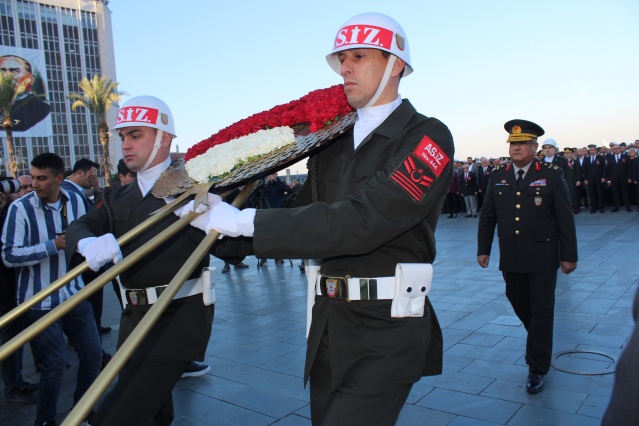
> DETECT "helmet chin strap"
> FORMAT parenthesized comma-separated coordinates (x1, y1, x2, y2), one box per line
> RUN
(139, 130, 164, 172)
(363, 55, 397, 108)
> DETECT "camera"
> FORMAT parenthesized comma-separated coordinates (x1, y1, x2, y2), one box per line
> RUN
(0, 179, 21, 194)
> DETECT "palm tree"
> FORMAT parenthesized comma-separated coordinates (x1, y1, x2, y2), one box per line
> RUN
(69, 74, 125, 185)
(0, 72, 28, 178)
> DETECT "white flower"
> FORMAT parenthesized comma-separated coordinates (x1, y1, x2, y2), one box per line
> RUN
(185, 127, 296, 183)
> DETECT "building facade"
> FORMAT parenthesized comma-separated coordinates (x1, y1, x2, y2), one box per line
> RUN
(0, 0, 116, 177)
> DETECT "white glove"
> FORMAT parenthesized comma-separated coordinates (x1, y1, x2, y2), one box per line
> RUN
(173, 193, 223, 232)
(77, 234, 123, 272)
(205, 202, 256, 237)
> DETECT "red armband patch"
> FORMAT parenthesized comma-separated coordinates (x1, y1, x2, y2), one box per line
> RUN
(390, 154, 435, 202)
(413, 136, 450, 178)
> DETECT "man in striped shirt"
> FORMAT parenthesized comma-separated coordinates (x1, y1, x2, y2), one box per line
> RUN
(1, 153, 102, 426)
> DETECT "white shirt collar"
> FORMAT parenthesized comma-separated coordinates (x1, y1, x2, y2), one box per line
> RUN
(353, 95, 402, 150)
(513, 161, 533, 177)
(137, 157, 171, 196)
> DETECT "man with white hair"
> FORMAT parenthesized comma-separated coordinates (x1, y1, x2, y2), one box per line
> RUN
(476, 156, 493, 210)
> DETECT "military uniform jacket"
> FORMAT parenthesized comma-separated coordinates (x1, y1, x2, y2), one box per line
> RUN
(254, 100, 454, 383)
(477, 160, 577, 273)
(546, 155, 573, 193)
(65, 180, 213, 361)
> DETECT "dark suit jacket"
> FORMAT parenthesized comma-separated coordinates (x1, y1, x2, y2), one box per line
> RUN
(605, 153, 631, 181)
(566, 158, 582, 185)
(459, 172, 478, 196)
(582, 155, 606, 181)
(632, 157, 639, 182)
(1, 93, 51, 132)
(477, 160, 578, 273)
(476, 165, 493, 192)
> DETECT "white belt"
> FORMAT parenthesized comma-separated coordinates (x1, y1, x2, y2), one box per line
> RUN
(120, 277, 203, 307)
(315, 275, 395, 300)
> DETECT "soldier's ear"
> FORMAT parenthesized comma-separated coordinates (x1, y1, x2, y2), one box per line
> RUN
(160, 131, 172, 148)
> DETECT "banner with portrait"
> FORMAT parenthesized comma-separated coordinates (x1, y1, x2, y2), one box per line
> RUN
(0, 46, 53, 137)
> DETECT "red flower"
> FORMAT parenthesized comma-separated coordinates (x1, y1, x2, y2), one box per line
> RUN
(185, 85, 354, 162)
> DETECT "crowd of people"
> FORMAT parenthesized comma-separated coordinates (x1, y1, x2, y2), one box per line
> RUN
(446, 139, 639, 218)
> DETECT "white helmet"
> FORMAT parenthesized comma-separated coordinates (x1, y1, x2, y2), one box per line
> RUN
(326, 12, 412, 77)
(113, 95, 176, 138)
(542, 138, 558, 149)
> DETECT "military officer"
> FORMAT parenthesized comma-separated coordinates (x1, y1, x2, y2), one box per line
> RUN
(180, 12, 454, 425)
(66, 96, 215, 425)
(477, 119, 577, 394)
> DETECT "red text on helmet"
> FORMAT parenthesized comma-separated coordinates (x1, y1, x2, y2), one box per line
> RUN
(334, 25, 393, 50)
(116, 106, 159, 125)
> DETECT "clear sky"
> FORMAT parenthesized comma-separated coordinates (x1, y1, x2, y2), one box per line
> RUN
(110, 0, 638, 168)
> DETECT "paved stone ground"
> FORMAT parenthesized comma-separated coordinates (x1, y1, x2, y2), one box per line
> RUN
(2, 210, 638, 425)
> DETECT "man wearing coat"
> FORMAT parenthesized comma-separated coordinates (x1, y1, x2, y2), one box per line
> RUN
(605, 142, 632, 212)
(179, 13, 453, 425)
(582, 143, 607, 213)
(563, 148, 582, 213)
(476, 157, 493, 211)
(477, 119, 577, 394)
(459, 163, 479, 217)
(66, 96, 214, 425)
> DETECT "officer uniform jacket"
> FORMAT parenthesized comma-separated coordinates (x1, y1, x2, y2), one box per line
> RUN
(253, 99, 454, 384)
(477, 160, 577, 273)
(66, 179, 214, 361)
(545, 155, 573, 194)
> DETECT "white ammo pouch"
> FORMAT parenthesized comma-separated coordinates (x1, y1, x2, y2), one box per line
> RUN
(200, 266, 216, 306)
(120, 266, 216, 307)
(391, 263, 433, 318)
(305, 259, 322, 338)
